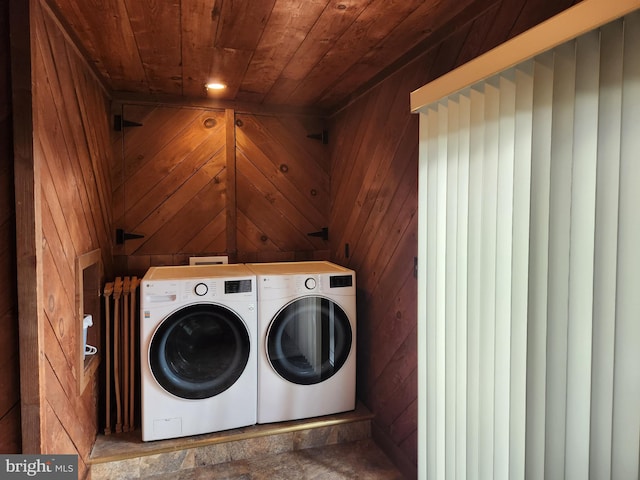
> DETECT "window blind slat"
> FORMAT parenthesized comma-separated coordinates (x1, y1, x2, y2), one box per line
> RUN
(425, 107, 439, 480)
(479, 82, 499, 480)
(589, 19, 623, 480)
(544, 40, 576, 480)
(494, 74, 516, 480)
(435, 102, 448, 480)
(455, 93, 470, 480)
(564, 29, 600, 480)
(445, 98, 459, 479)
(417, 112, 430, 480)
(611, 11, 640, 479)
(465, 88, 484, 480)
(525, 54, 554, 480)
(509, 64, 534, 480)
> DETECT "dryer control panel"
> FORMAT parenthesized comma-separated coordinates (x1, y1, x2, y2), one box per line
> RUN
(257, 272, 355, 300)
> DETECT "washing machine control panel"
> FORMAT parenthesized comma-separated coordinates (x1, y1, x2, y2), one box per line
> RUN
(145, 277, 255, 304)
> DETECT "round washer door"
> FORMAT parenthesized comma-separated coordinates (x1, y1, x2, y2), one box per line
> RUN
(267, 296, 352, 385)
(150, 304, 250, 400)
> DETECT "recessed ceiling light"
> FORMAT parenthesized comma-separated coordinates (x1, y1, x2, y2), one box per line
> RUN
(206, 82, 227, 90)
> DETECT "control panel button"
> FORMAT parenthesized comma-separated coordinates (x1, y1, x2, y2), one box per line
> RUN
(194, 282, 208, 296)
(304, 277, 317, 290)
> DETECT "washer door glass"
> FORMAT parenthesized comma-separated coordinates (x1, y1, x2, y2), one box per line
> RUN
(150, 304, 250, 399)
(267, 296, 352, 385)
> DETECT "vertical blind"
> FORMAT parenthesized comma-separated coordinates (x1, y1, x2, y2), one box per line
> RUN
(417, 11, 640, 480)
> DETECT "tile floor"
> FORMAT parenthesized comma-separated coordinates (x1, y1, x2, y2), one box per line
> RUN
(90, 404, 407, 479)
(138, 438, 404, 479)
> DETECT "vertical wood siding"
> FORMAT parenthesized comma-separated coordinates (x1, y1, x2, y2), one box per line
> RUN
(0, 0, 20, 454)
(29, 0, 113, 474)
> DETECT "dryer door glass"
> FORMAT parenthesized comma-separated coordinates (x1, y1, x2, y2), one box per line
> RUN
(150, 304, 250, 399)
(267, 296, 352, 385)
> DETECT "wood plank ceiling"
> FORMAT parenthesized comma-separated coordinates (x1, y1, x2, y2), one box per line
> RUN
(46, 0, 507, 113)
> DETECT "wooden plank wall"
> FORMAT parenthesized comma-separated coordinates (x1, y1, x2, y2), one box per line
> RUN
(112, 106, 228, 261)
(22, 0, 113, 474)
(235, 113, 329, 262)
(328, 0, 580, 477)
(113, 108, 330, 276)
(329, 64, 422, 479)
(2, 0, 580, 472)
(0, 0, 21, 454)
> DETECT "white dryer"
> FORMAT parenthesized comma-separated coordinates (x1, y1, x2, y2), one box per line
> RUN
(247, 261, 356, 424)
(140, 264, 257, 441)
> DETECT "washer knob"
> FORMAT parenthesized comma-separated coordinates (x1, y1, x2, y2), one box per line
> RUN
(304, 277, 316, 290)
(194, 282, 208, 296)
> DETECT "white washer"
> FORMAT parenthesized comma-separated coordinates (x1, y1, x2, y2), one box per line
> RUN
(247, 261, 356, 424)
(140, 264, 257, 441)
